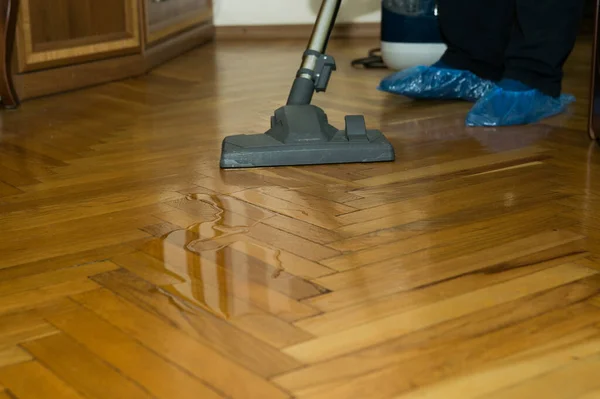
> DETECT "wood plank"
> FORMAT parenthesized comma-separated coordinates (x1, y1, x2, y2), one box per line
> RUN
(0, 243, 138, 282)
(230, 310, 314, 349)
(90, 268, 306, 377)
(500, 327, 600, 362)
(202, 168, 314, 191)
(256, 186, 357, 215)
(22, 333, 154, 399)
(0, 181, 21, 197)
(0, 279, 100, 316)
(0, 185, 184, 232)
(17, 160, 211, 197)
(0, 212, 152, 270)
(186, 240, 329, 301)
(390, 337, 600, 399)
(0, 361, 86, 399)
(273, 303, 600, 397)
(190, 175, 250, 194)
(307, 230, 586, 311)
(137, 229, 317, 347)
(165, 192, 275, 223)
(284, 264, 598, 363)
(354, 146, 547, 187)
(262, 214, 344, 245)
(295, 183, 363, 204)
(250, 167, 357, 188)
(139, 221, 182, 237)
(210, 238, 330, 285)
(232, 189, 345, 230)
(578, 389, 600, 399)
(0, 310, 58, 347)
(344, 160, 553, 210)
(576, 258, 600, 272)
(110, 252, 188, 286)
(0, 261, 118, 297)
(326, 216, 579, 272)
(47, 306, 224, 399)
(324, 204, 574, 269)
(136, 230, 324, 324)
(248, 223, 340, 262)
(327, 227, 423, 253)
(0, 143, 64, 174)
(72, 288, 292, 398)
(335, 176, 561, 238)
(478, 357, 600, 399)
(295, 254, 590, 336)
(334, 208, 427, 238)
(0, 164, 41, 187)
(225, 239, 334, 280)
(153, 208, 209, 230)
(0, 347, 32, 368)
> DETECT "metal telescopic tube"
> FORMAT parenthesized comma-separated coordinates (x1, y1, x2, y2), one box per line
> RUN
(286, 0, 342, 105)
(301, 0, 342, 74)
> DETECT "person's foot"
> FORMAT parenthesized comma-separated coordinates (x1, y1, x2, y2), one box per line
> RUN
(465, 79, 575, 127)
(378, 62, 496, 102)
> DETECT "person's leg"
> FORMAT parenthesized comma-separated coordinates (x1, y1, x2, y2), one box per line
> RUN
(503, 0, 587, 97)
(466, 0, 586, 127)
(379, 0, 514, 102)
(437, 0, 515, 82)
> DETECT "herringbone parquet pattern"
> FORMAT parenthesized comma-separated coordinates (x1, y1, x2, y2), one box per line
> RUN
(1, 38, 600, 398)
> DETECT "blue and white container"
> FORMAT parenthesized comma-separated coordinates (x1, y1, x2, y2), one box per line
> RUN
(381, 0, 447, 70)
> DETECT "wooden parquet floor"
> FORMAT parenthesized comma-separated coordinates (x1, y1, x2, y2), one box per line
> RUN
(1, 37, 600, 398)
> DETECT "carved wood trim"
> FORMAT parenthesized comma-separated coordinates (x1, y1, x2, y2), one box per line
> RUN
(0, 0, 18, 108)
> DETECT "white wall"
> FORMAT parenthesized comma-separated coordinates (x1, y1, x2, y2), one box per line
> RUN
(213, 0, 381, 26)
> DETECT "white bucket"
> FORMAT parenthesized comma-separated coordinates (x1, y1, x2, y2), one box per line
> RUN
(381, 41, 447, 71)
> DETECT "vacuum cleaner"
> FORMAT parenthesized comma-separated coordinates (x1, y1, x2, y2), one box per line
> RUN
(219, 0, 396, 169)
(380, 0, 445, 71)
(352, 0, 445, 70)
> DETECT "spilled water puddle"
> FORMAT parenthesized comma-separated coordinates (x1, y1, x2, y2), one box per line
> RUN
(146, 193, 293, 319)
(183, 193, 256, 248)
(182, 194, 283, 277)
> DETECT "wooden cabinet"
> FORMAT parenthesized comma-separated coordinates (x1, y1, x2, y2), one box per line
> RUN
(0, 0, 214, 108)
(15, 0, 141, 73)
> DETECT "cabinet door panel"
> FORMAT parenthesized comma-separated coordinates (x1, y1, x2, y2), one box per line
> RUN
(145, 0, 212, 45)
(16, 0, 141, 72)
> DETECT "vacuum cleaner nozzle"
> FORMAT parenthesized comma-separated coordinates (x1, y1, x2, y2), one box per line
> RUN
(220, 104, 395, 168)
(218, 0, 395, 169)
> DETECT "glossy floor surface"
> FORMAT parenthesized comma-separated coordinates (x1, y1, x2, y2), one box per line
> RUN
(1, 37, 600, 399)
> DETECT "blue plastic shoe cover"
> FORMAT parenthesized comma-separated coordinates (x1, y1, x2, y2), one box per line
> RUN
(378, 65, 496, 102)
(465, 87, 576, 127)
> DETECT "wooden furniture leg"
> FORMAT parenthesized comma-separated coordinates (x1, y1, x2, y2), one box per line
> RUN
(0, 0, 18, 109)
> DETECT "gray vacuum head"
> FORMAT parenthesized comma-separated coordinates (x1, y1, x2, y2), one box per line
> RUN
(220, 104, 395, 169)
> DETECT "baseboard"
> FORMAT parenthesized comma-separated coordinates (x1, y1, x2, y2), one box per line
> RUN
(216, 22, 380, 40)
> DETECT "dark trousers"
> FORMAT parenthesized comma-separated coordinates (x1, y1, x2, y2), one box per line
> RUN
(437, 0, 586, 97)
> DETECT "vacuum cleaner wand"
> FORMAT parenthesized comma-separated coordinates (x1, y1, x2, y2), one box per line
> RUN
(287, 0, 341, 106)
(219, 0, 395, 169)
